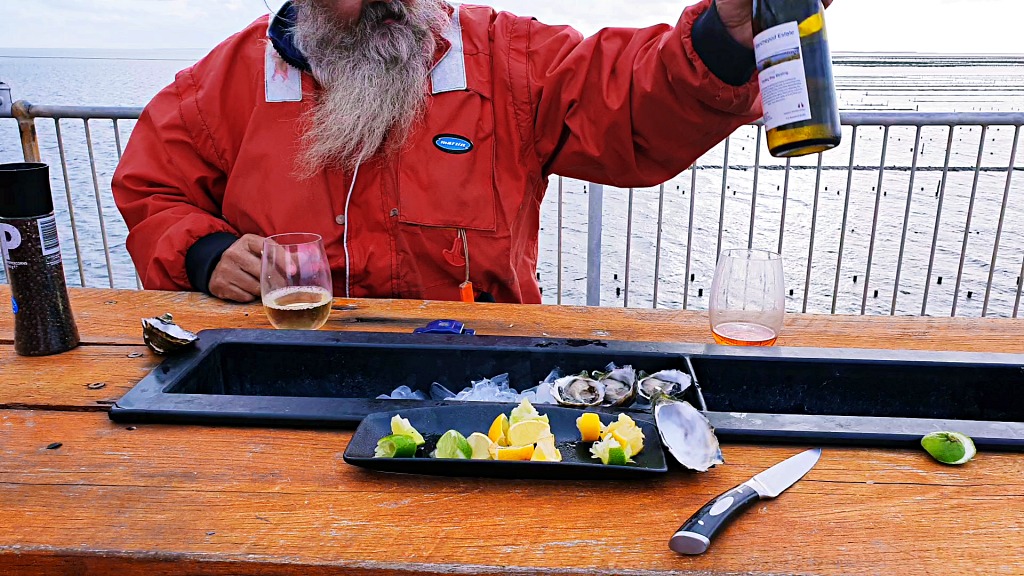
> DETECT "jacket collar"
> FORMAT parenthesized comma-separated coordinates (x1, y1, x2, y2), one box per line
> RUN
(268, 1, 454, 75)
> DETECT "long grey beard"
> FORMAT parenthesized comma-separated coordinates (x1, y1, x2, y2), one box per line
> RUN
(292, 0, 450, 175)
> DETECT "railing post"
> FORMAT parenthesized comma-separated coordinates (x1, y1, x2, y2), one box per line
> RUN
(12, 101, 41, 163)
(586, 182, 603, 306)
(0, 82, 12, 117)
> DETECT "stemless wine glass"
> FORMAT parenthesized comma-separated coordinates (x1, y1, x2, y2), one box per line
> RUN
(261, 233, 333, 330)
(709, 249, 785, 346)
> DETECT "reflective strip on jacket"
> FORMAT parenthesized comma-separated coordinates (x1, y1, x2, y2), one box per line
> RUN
(112, 0, 760, 303)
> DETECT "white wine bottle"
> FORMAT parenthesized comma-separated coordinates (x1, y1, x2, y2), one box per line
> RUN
(753, 0, 841, 157)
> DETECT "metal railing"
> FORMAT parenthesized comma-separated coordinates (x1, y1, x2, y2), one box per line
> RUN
(3, 97, 1023, 317)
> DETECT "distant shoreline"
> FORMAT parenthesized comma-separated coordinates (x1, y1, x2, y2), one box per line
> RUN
(2, 47, 1024, 65)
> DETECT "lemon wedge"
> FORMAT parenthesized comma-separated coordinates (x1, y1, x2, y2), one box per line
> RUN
(531, 435, 562, 462)
(507, 419, 552, 447)
(509, 398, 550, 426)
(488, 413, 510, 447)
(467, 432, 495, 460)
(495, 444, 535, 461)
(576, 412, 603, 442)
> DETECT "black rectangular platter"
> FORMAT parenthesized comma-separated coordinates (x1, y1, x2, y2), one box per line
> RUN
(343, 405, 667, 479)
(110, 328, 1024, 449)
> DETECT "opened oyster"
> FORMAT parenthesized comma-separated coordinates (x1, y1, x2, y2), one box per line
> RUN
(594, 363, 637, 407)
(638, 369, 693, 401)
(142, 313, 198, 355)
(551, 372, 605, 407)
(651, 392, 723, 472)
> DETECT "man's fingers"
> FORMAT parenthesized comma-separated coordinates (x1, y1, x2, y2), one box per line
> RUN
(232, 234, 266, 277)
(242, 234, 266, 255)
(232, 247, 263, 279)
(221, 283, 258, 303)
(209, 270, 260, 302)
(231, 271, 261, 298)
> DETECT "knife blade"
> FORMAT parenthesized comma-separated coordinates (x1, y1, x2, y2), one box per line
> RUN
(669, 448, 821, 555)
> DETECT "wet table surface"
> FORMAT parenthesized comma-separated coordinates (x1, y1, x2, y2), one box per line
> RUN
(1, 286, 1022, 575)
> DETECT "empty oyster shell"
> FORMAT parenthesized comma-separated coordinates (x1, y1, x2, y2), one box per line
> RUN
(142, 313, 198, 355)
(551, 372, 605, 408)
(595, 364, 637, 407)
(652, 392, 723, 472)
(637, 369, 693, 401)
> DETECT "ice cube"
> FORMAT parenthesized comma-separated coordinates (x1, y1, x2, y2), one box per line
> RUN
(430, 383, 457, 400)
(540, 368, 563, 385)
(392, 385, 415, 399)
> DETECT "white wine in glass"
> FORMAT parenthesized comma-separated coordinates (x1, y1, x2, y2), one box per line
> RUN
(709, 249, 785, 346)
(261, 233, 333, 330)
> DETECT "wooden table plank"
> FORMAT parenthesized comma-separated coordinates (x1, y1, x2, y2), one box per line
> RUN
(0, 345, 155, 411)
(2, 286, 1023, 352)
(2, 410, 1022, 576)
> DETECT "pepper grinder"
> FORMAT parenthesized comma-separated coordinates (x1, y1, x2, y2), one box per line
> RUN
(0, 162, 80, 356)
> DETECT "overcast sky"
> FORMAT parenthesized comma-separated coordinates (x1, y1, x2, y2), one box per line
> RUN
(1, 0, 1021, 55)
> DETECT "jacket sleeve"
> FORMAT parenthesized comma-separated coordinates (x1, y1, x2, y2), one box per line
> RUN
(520, 0, 762, 187)
(111, 68, 238, 291)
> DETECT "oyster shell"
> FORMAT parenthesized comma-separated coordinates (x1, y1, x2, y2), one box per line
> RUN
(637, 369, 693, 401)
(551, 372, 605, 408)
(652, 393, 723, 472)
(595, 363, 637, 407)
(142, 313, 198, 355)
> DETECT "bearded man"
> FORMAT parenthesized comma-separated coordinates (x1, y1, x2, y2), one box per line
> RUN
(113, 0, 776, 304)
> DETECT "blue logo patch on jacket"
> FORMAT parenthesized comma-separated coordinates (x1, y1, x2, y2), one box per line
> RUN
(433, 134, 473, 154)
(11, 296, 18, 314)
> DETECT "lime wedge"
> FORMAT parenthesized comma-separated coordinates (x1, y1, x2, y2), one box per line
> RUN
(374, 434, 418, 458)
(590, 436, 632, 466)
(921, 431, 976, 465)
(390, 415, 425, 446)
(433, 430, 473, 459)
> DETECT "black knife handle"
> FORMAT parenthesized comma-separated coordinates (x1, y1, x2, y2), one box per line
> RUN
(669, 482, 760, 555)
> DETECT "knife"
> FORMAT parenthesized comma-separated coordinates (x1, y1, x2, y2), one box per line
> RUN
(669, 448, 822, 555)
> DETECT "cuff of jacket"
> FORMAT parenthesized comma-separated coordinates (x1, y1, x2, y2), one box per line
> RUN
(673, 0, 761, 116)
(692, 1, 757, 87)
(185, 232, 239, 295)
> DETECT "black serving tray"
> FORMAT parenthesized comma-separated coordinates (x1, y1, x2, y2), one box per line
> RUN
(110, 328, 1024, 449)
(343, 405, 666, 479)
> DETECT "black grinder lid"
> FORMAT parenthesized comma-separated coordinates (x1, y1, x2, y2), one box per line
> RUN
(0, 162, 54, 218)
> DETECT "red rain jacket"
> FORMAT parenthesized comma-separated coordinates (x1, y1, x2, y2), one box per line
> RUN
(112, 0, 760, 303)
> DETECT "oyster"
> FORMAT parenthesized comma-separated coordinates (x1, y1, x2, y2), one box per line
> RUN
(637, 369, 693, 401)
(551, 372, 605, 408)
(652, 392, 723, 472)
(595, 363, 637, 407)
(141, 313, 198, 355)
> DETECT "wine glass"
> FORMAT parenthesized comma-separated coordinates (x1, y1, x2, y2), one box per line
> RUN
(709, 249, 785, 346)
(260, 233, 333, 330)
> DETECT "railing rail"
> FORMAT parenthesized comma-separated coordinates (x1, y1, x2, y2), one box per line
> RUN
(3, 99, 1023, 317)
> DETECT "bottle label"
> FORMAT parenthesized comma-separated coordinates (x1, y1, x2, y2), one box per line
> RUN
(0, 222, 24, 266)
(754, 21, 812, 131)
(37, 215, 61, 262)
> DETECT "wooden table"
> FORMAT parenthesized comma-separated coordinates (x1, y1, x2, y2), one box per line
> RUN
(1, 286, 1022, 575)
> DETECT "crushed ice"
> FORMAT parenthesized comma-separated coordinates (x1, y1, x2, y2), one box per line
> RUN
(377, 370, 560, 404)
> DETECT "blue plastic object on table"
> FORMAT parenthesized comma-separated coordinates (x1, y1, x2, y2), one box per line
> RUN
(412, 319, 476, 336)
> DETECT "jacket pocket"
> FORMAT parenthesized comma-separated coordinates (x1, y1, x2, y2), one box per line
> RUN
(397, 87, 496, 231)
